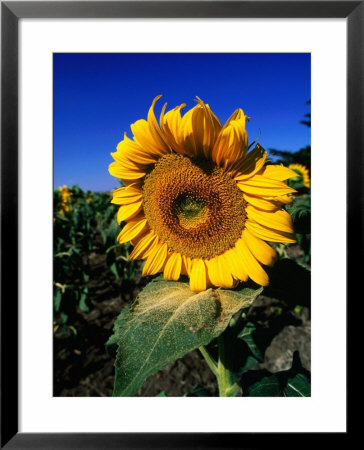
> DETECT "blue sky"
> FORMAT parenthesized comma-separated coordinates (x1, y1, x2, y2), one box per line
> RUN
(54, 53, 310, 192)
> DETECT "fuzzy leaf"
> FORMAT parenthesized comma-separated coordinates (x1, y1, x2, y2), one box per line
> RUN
(106, 277, 262, 397)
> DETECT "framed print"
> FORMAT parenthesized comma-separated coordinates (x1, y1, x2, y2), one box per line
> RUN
(1, 1, 360, 448)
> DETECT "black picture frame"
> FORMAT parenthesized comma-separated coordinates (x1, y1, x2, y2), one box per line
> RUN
(1, 1, 359, 448)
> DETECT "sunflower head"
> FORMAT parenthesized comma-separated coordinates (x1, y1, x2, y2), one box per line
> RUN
(109, 96, 297, 292)
(288, 163, 310, 188)
(58, 186, 72, 215)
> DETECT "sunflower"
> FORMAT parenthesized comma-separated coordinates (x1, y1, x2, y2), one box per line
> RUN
(288, 163, 310, 188)
(59, 186, 72, 215)
(109, 96, 298, 292)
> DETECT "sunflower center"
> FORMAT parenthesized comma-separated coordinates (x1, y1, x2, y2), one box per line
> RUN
(175, 196, 207, 228)
(142, 153, 247, 260)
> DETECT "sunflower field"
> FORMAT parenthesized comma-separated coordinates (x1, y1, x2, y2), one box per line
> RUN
(54, 100, 311, 398)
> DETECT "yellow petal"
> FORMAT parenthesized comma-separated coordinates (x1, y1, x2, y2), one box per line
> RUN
(242, 229, 277, 267)
(131, 117, 167, 158)
(111, 185, 143, 205)
(128, 230, 158, 260)
(212, 108, 248, 167)
(180, 105, 203, 157)
(181, 255, 192, 275)
(142, 242, 168, 276)
(160, 102, 186, 154)
(206, 255, 236, 289)
(246, 205, 295, 234)
(147, 95, 171, 153)
(164, 252, 182, 281)
(243, 193, 282, 211)
(180, 99, 221, 158)
(258, 164, 299, 181)
(109, 161, 146, 180)
(224, 245, 249, 282)
(189, 259, 207, 292)
(232, 144, 267, 180)
(117, 217, 148, 244)
(235, 239, 269, 286)
(196, 98, 222, 159)
(272, 194, 294, 205)
(117, 200, 143, 224)
(115, 134, 160, 165)
(237, 174, 296, 196)
(245, 219, 297, 243)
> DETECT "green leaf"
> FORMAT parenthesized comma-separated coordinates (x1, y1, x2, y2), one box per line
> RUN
(244, 361, 311, 397)
(238, 322, 264, 362)
(283, 373, 310, 397)
(54, 289, 62, 312)
(247, 374, 281, 397)
(110, 262, 120, 280)
(240, 355, 261, 373)
(106, 277, 262, 397)
(155, 391, 166, 397)
(78, 288, 89, 313)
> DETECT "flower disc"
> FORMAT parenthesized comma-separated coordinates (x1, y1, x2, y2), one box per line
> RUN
(142, 153, 247, 260)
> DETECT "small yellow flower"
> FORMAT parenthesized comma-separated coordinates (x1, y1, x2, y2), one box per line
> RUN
(109, 96, 298, 292)
(288, 163, 310, 188)
(59, 186, 72, 215)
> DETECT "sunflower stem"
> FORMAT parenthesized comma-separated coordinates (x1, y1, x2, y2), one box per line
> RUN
(199, 346, 218, 376)
(216, 333, 240, 397)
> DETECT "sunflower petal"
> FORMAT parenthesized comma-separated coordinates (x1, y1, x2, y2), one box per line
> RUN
(243, 193, 282, 211)
(190, 259, 207, 292)
(232, 144, 267, 180)
(258, 164, 299, 181)
(160, 103, 186, 154)
(128, 230, 158, 260)
(142, 242, 168, 276)
(131, 117, 167, 158)
(206, 255, 236, 289)
(245, 219, 297, 243)
(212, 108, 248, 167)
(181, 255, 192, 275)
(242, 229, 277, 267)
(237, 175, 296, 196)
(235, 239, 269, 286)
(115, 133, 161, 165)
(109, 161, 146, 180)
(246, 205, 295, 234)
(117, 217, 148, 244)
(164, 252, 182, 281)
(224, 245, 249, 282)
(117, 200, 143, 224)
(111, 185, 143, 205)
(147, 95, 171, 153)
(180, 99, 221, 158)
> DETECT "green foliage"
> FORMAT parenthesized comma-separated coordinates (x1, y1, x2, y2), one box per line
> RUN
(244, 362, 311, 397)
(269, 146, 311, 172)
(238, 321, 264, 362)
(53, 185, 132, 328)
(106, 277, 263, 397)
(285, 193, 311, 264)
(247, 374, 282, 396)
(286, 194, 311, 224)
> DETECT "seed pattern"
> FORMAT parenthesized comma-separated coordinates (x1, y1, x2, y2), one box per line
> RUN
(143, 153, 247, 259)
